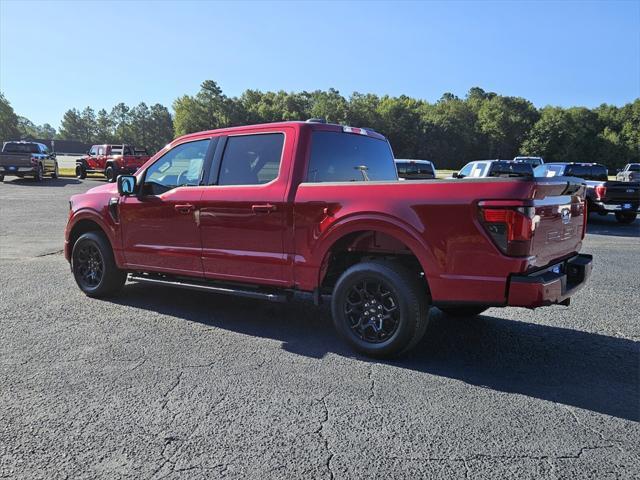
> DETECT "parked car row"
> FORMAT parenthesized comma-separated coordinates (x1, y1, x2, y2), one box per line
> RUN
(0, 141, 149, 183)
(392, 156, 639, 225)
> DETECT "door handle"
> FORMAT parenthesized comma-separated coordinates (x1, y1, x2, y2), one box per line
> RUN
(174, 204, 195, 214)
(252, 203, 277, 214)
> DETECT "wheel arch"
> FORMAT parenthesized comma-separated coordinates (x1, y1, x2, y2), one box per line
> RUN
(67, 211, 123, 267)
(314, 215, 435, 295)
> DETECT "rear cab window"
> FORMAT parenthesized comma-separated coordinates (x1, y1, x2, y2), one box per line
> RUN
(306, 131, 397, 182)
(4, 143, 40, 154)
(217, 133, 285, 185)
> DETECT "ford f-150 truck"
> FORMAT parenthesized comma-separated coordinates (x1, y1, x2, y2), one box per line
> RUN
(65, 121, 592, 357)
(0, 141, 58, 182)
(535, 162, 640, 224)
(76, 144, 150, 182)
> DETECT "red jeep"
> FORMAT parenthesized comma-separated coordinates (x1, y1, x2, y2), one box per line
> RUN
(76, 144, 150, 182)
(65, 120, 592, 357)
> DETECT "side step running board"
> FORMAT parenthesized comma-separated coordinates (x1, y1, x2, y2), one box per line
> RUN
(128, 273, 288, 303)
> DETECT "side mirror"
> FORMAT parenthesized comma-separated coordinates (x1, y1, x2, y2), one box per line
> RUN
(117, 175, 137, 196)
(50, 152, 57, 159)
(453, 173, 463, 179)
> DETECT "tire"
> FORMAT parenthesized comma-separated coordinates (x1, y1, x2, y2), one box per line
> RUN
(438, 306, 488, 317)
(34, 163, 44, 182)
(51, 161, 59, 179)
(331, 261, 429, 358)
(76, 164, 87, 179)
(105, 165, 116, 183)
(615, 211, 637, 224)
(0, 174, 4, 182)
(71, 231, 126, 298)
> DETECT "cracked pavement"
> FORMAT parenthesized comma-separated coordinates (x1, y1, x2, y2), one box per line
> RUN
(1, 178, 639, 479)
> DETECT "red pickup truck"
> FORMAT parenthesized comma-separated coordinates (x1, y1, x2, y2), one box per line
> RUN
(76, 144, 150, 182)
(65, 121, 592, 357)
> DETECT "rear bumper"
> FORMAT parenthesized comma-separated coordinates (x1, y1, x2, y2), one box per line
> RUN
(591, 201, 639, 213)
(0, 166, 35, 175)
(507, 254, 593, 308)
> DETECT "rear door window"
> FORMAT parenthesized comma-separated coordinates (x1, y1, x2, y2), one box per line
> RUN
(217, 133, 284, 185)
(307, 131, 397, 182)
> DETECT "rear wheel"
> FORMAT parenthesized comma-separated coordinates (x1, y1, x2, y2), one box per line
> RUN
(438, 305, 488, 317)
(72, 231, 126, 297)
(615, 211, 637, 224)
(76, 164, 87, 179)
(0, 174, 4, 182)
(105, 165, 116, 183)
(331, 261, 429, 358)
(34, 163, 44, 182)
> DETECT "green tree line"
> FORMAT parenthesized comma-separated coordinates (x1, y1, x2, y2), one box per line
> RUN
(2, 84, 638, 169)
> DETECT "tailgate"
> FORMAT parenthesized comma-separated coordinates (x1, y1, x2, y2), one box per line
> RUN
(530, 178, 586, 268)
(0, 153, 33, 168)
(603, 181, 640, 203)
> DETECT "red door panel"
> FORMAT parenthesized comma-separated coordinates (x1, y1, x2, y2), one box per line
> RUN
(199, 186, 288, 286)
(119, 188, 204, 276)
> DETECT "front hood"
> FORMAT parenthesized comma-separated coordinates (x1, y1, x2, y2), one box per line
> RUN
(87, 182, 118, 195)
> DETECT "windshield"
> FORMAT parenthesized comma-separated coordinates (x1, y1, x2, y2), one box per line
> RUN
(3, 143, 40, 154)
(535, 164, 565, 177)
(307, 131, 397, 182)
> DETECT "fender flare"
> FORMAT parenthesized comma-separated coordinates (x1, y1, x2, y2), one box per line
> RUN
(67, 208, 124, 267)
(312, 212, 437, 288)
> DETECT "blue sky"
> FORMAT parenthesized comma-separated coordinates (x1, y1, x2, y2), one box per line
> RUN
(1, 0, 639, 127)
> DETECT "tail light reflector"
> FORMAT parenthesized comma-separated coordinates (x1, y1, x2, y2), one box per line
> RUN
(479, 206, 536, 256)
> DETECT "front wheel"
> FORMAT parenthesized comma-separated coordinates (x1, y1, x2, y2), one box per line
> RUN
(72, 231, 126, 297)
(438, 306, 488, 317)
(331, 261, 429, 358)
(0, 174, 4, 182)
(615, 211, 637, 224)
(76, 164, 87, 179)
(51, 161, 59, 179)
(105, 165, 116, 183)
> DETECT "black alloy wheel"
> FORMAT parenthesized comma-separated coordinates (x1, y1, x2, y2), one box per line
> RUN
(344, 279, 401, 344)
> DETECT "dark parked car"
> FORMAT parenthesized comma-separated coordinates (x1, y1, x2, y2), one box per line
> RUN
(454, 160, 533, 178)
(395, 159, 436, 179)
(535, 162, 639, 224)
(0, 141, 58, 182)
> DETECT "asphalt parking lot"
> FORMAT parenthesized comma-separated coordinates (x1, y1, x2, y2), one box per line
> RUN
(1, 177, 638, 479)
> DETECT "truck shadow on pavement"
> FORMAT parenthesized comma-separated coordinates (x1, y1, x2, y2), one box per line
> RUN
(587, 215, 640, 237)
(112, 284, 639, 422)
(0, 178, 82, 187)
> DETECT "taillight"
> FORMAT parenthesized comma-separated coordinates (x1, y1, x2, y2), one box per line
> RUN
(479, 206, 536, 256)
(30, 156, 38, 165)
(594, 185, 606, 200)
